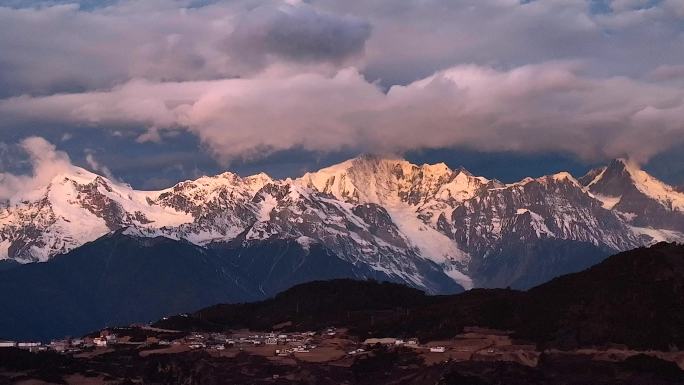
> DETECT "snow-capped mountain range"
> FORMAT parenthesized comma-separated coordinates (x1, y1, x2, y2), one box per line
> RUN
(1, 155, 683, 291)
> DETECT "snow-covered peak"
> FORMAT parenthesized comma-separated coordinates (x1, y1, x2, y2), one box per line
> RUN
(543, 171, 582, 187)
(245, 172, 273, 185)
(1, 154, 681, 291)
(11, 165, 101, 203)
(157, 170, 273, 205)
(296, 155, 474, 271)
(297, 154, 488, 207)
(551, 171, 575, 182)
(586, 158, 684, 211)
(619, 160, 684, 211)
(50, 166, 100, 185)
(505, 171, 581, 189)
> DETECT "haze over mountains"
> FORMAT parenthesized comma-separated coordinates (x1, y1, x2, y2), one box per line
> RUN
(1, 155, 682, 294)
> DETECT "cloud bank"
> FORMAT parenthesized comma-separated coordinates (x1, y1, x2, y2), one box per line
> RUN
(0, 1, 370, 98)
(1, 0, 684, 166)
(2, 62, 683, 164)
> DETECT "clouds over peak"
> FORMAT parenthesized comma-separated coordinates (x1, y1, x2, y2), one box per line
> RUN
(1, 0, 684, 170)
(3, 62, 683, 164)
(0, 137, 74, 201)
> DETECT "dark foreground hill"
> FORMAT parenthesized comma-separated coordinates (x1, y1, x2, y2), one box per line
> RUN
(156, 242, 684, 351)
(520, 240, 684, 349)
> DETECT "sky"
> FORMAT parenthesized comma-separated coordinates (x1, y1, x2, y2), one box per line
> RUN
(1, 0, 683, 192)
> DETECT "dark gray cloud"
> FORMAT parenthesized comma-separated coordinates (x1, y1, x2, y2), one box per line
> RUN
(0, 1, 371, 98)
(227, 3, 370, 65)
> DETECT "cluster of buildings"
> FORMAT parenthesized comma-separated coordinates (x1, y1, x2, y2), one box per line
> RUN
(92, 331, 118, 348)
(1, 327, 452, 357)
(0, 327, 331, 356)
(0, 332, 118, 353)
(173, 329, 321, 353)
(0, 336, 111, 353)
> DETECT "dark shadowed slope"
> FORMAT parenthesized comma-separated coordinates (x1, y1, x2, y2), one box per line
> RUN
(208, 238, 462, 298)
(0, 231, 461, 341)
(0, 230, 259, 341)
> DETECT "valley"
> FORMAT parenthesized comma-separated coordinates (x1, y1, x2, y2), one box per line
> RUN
(2, 242, 684, 384)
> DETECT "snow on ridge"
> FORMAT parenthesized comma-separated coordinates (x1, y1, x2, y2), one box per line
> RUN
(631, 226, 684, 244)
(621, 161, 684, 211)
(551, 171, 580, 185)
(296, 155, 475, 270)
(515, 208, 554, 237)
(591, 194, 621, 210)
(585, 166, 607, 188)
(507, 172, 580, 188)
(2, 154, 681, 291)
(444, 267, 474, 290)
(585, 158, 684, 212)
(384, 203, 469, 265)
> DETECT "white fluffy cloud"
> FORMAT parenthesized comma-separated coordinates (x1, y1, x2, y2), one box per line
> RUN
(3, 62, 683, 164)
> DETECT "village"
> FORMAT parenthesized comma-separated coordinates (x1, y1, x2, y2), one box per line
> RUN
(0, 325, 543, 367)
(6, 322, 684, 383)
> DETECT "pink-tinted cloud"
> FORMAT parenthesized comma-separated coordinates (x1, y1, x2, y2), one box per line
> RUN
(2, 62, 683, 164)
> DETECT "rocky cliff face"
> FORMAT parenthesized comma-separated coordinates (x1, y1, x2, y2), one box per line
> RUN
(1, 155, 682, 290)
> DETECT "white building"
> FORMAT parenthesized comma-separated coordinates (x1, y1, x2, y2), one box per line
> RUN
(17, 342, 41, 348)
(429, 346, 446, 353)
(0, 341, 17, 348)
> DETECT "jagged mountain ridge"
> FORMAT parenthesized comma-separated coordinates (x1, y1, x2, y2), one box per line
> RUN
(1, 155, 682, 290)
(582, 158, 684, 233)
